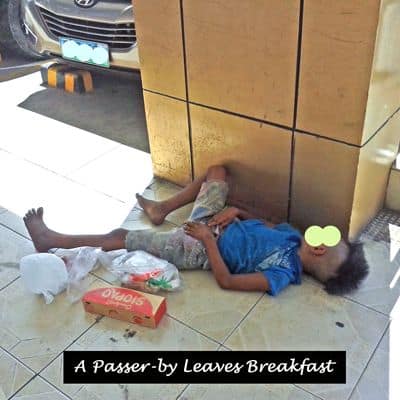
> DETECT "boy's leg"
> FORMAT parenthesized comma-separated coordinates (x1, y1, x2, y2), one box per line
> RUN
(23, 208, 182, 266)
(188, 168, 229, 223)
(136, 165, 227, 225)
(24, 208, 128, 252)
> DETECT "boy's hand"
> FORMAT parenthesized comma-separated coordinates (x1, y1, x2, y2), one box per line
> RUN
(208, 207, 239, 228)
(183, 221, 214, 242)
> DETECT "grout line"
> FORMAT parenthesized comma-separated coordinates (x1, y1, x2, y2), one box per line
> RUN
(361, 106, 400, 148)
(179, 0, 195, 181)
(221, 293, 266, 346)
(0, 146, 127, 205)
(90, 272, 115, 286)
(305, 276, 392, 318)
(36, 318, 103, 377)
(342, 295, 391, 318)
(0, 276, 20, 292)
(8, 374, 37, 400)
(0, 345, 38, 376)
(143, 88, 293, 133)
(287, 0, 304, 221)
(65, 143, 121, 176)
(8, 373, 73, 400)
(292, 0, 304, 132)
(36, 375, 74, 400)
(143, 88, 186, 104)
(0, 221, 31, 241)
(166, 313, 222, 347)
(346, 321, 391, 400)
(143, 88, 392, 149)
(293, 384, 325, 400)
(0, 346, 62, 400)
(175, 383, 191, 400)
(294, 128, 361, 148)
(287, 133, 296, 223)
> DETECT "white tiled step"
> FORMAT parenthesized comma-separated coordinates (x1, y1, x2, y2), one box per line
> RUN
(385, 167, 400, 212)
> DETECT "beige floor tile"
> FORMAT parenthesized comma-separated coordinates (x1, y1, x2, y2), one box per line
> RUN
(164, 270, 262, 343)
(41, 315, 218, 400)
(345, 239, 400, 316)
(0, 210, 30, 240)
(0, 277, 108, 372)
(67, 145, 153, 204)
(178, 384, 317, 400)
(0, 94, 118, 176)
(349, 317, 400, 400)
(0, 225, 34, 289)
(0, 149, 132, 235)
(0, 348, 34, 399)
(148, 178, 183, 193)
(225, 280, 389, 400)
(12, 376, 69, 400)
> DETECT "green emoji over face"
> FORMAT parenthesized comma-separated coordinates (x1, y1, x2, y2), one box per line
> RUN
(304, 225, 341, 247)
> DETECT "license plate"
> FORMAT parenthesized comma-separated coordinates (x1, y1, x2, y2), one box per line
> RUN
(59, 37, 110, 68)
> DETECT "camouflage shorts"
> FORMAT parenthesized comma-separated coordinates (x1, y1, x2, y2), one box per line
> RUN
(125, 180, 228, 270)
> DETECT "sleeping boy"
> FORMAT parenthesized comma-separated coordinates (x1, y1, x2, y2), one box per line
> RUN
(24, 165, 368, 296)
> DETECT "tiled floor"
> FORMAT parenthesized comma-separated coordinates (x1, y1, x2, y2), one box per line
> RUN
(1, 75, 399, 400)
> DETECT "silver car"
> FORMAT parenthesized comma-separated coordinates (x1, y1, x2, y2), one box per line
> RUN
(2, 0, 139, 70)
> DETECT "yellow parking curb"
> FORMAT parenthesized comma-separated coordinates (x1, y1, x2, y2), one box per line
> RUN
(41, 62, 93, 93)
(65, 69, 93, 93)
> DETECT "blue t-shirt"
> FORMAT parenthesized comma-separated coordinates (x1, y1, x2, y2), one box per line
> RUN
(217, 220, 302, 296)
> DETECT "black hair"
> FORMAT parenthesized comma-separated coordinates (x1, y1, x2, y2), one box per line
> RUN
(324, 242, 369, 295)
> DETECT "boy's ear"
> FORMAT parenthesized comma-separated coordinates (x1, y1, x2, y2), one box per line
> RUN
(311, 246, 326, 256)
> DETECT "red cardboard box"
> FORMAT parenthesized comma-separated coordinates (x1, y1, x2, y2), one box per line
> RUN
(82, 286, 166, 328)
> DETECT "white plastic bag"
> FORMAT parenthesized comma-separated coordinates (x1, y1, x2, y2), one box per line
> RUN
(53, 247, 101, 303)
(20, 253, 68, 304)
(20, 246, 182, 304)
(99, 250, 182, 293)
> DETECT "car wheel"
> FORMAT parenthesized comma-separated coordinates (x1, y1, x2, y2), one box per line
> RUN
(0, 0, 45, 59)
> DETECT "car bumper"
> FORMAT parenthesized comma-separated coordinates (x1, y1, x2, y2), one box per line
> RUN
(21, 0, 140, 70)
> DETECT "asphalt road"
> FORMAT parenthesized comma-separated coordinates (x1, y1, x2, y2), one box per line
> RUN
(0, 46, 149, 153)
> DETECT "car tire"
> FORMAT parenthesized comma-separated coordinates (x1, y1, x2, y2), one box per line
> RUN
(0, 0, 45, 59)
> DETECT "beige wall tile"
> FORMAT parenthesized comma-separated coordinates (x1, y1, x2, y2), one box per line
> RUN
(134, 0, 186, 99)
(362, 0, 400, 143)
(290, 134, 360, 237)
(184, 0, 299, 126)
(297, 0, 380, 144)
(143, 92, 192, 186)
(350, 113, 400, 239)
(190, 105, 292, 221)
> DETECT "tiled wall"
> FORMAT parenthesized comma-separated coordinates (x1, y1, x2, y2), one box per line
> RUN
(134, 0, 400, 238)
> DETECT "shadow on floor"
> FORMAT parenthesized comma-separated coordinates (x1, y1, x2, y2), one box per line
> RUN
(18, 68, 149, 153)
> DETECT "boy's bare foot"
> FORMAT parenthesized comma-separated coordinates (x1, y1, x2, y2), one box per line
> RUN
(135, 194, 167, 225)
(23, 208, 58, 252)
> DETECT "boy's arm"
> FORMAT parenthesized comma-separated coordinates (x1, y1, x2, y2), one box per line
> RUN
(236, 208, 275, 228)
(203, 236, 269, 291)
(184, 222, 269, 292)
